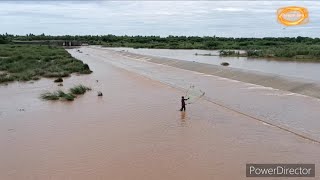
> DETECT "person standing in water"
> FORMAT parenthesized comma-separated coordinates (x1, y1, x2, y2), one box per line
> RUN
(180, 96, 189, 111)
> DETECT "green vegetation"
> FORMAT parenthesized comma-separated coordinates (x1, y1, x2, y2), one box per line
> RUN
(40, 84, 91, 101)
(0, 44, 92, 84)
(2, 33, 320, 61)
(57, 90, 76, 101)
(69, 85, 91, 95)
(40, 90, 76, 101)
(0, 72, 14, 83)
(40, 91, 60, 101)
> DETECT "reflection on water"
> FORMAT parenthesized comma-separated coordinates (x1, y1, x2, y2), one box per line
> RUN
(180, 111, 186, 120)
(179, 111, 187, 127)
(108, 47, 320, 82)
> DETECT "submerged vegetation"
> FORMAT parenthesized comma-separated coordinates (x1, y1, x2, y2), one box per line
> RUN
(40, 91, 60, 101)
(1, 34, 320, 61)
(69, 85, 92, 95)
(40, 84, 91, 101)
(0, 44, 92, 84)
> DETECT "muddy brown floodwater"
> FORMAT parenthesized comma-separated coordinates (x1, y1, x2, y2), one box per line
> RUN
(0, 47, 319, 180)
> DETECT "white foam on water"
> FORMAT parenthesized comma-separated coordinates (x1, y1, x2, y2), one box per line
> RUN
(227, 79, 240, 83)
(284, 93, 309, 98)
(284, 93, 296, 96)
(215, 76, 241, 83)
(262, 122, 272, 127)
(263, 92, 310, 99)
(221, 78, 241, 83)
(247, 86, 274, 90)
(194, 72, 205, 75)
(264, 93, 287, 97)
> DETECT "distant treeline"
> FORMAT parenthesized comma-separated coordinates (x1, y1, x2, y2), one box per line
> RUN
(1, 33, 320, 60)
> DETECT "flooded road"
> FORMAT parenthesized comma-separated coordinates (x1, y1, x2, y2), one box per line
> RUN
(0, 46, 319, 179)
(109, 47, 320, 83)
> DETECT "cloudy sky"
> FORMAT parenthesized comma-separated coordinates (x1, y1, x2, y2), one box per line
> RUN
(0, 1, 319, 37)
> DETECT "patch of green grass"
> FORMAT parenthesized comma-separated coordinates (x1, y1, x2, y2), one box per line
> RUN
(40, 85, 91, 101)
(0, 73, 14, 83)
(40, 91, 60, 100)
(0, 44, 92, 84)
(63, 93, 76, 101)
(69, 84, 91, 95)
(40, 90, 76, 101)
(57, 90, 76, 101)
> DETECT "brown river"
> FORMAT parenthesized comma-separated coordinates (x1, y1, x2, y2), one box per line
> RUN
(0, 46, 319, 179)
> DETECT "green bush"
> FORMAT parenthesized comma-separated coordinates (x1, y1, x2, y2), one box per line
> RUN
(57, 90, 75, 101)
(40, 85, 91, 101)
(69, 84, 91, 95)
(40, 91, 60, 100)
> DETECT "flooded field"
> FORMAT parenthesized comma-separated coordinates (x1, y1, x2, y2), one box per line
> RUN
(108, 47, 320, 83)
(0, 46, 319, 179)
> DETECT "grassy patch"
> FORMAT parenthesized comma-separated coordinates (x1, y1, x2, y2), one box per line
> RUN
(40, 91, 60, 101)
(0, 73, 14, 83)
(69, 85, 91, 95)
(40, 90, 76, 101)
(0, 44, 92, 84)
(57, 90, 76, 101)
(40, 84, 91, 101)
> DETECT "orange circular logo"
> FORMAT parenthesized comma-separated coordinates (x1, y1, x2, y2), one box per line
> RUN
(277, 6, 309, 26)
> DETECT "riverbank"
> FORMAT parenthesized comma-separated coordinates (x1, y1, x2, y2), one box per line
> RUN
(0, 44, 91, 84)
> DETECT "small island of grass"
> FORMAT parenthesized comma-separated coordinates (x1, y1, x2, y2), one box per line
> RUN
(40, 84, 91, 101)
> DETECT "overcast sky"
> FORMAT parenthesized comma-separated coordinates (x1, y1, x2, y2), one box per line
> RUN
(0, 1, 319, 37)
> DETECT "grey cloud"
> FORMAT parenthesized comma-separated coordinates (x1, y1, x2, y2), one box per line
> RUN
(0, 1, 319, 37)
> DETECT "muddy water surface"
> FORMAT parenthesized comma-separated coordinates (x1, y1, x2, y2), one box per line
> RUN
(86, 47, 320, 142)
(0, 47, 319, 180)
(109, 47, 320, 82)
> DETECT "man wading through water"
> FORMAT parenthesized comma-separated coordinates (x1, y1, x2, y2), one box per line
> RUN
(180, 96, 189, 111)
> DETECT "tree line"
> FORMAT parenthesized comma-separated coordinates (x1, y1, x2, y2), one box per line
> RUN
(1, 33, 320, 60)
